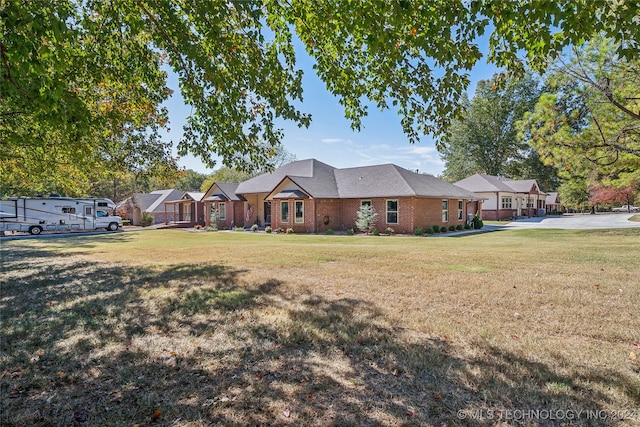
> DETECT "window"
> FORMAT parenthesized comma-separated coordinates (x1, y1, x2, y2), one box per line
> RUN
(386, 200, 398, 224)
(281, 201, 289, 222)
(458, 200, 464, 221)
(442, 200, 448, 222)
(527, 198, 534, 208)
(85, 207, 93, 215)
(361, 200, 371, 208)
(218, 202, 226, 220)
(97, 202, 108, 207)
(96, 210, 108, 217)
(62, 207, 76, 214)
(501, 197, 512, 209)
(295, 201, 304, 223)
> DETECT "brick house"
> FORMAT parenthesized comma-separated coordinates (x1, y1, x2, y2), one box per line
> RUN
(455, 173, 547, 221)
(163, 192, 206, 226)
(201, 183, 245, 229)
(222, 159, 484, 234)
(545, 192, 563, 214)
(118, 189, 184, 226)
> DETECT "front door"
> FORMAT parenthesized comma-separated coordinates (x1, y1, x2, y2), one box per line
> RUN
(264, 201, 271, 226)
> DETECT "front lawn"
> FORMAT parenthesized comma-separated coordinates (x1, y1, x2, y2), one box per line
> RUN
(2, 229, 639, 426)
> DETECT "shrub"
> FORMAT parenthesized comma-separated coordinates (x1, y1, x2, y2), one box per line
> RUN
(432, 225, 440, 233)
(275, 227, 285, 234)
(286, 228, 295, 234)
(140, 212, 154, 227)
(194, 224, 202, 230)
(355, 205, 378, 234)
(440, 226, 448, 233)
(234, 227, 245, 232)
(425, 227, 434, 234)
(250, 224, 259, 232)
(413, 227, 423, 236)
(385, 227, 395, 235)
(372, 229, 380, 236)
(456, 224, 463, 231)
(464, 223, 472, 230)
(325, 228, 334, 235)
(346, 228, 355, 236)
(473, 213, 484, 230)
(448, 225, 456, 232)
(265, 226, 272, 234)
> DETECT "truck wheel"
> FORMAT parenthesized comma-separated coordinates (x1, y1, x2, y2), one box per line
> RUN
(107, 222, 119, 231)
(29, 226, 43, 235)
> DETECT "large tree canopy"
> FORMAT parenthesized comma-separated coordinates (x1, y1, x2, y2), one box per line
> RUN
(2, 1, 639, 195)
(519, 36, 640, 190)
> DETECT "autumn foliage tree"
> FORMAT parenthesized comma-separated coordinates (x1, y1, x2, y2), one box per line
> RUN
(589, 185, 638, 211)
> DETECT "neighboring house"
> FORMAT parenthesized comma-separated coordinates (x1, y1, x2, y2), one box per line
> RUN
(455, 173, 547, 221)
(163, 192, 206, 226)
(201, 183, 245, 229)
(545, 192, 563, 214)
(229, 159, 484, 234)
(118, 189, 184, 225)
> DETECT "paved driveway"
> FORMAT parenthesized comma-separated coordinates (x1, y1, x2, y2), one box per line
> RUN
(497, 213, 640, 230)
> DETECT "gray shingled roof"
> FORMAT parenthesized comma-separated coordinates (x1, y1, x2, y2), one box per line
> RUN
(502, 178, 540, 193)
(215, 183, 244, 201)
(236, 159, 336, 194)
(132, 189, 185, 213)
(335, 164, 484, 199)
(183, 192, 205, 201)
(456, 173, 528, 193)
(546, 192, 560, 204)
(251, 160, 483, 200)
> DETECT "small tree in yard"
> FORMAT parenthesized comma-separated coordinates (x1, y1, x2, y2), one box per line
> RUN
(356, 205, 378, 234)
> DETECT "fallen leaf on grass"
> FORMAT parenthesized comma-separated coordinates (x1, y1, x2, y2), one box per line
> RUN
(630, 352, 637, 361)
(283, 409, 290, 418)
(151, 408, 161, 421)
(407, 410, 415, 416)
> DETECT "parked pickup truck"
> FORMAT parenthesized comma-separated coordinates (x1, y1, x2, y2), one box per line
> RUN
(612, 205, 640, 212)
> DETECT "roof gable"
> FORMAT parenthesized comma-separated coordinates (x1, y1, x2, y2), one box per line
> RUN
(181, 192, 204, 201)
(133, 189, 184, 213)
(235, 159, 336, 195)
(456, 174, 543, 195)
(203, 182, 244, 202)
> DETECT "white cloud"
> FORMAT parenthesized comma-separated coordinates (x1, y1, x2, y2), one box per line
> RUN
(320, 138, 344, 144)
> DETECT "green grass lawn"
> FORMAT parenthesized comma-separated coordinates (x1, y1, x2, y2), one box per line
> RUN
(2, 229, 639, 426)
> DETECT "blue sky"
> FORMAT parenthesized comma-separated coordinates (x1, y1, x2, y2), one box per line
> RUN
(167, 40, 502, 177)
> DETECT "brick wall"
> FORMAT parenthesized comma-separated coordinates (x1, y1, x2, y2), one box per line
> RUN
(269, 197, 473, 234)
(315, 199, 341, 233)
(204, 201, 245, 229)
(272, 199, 312, 233)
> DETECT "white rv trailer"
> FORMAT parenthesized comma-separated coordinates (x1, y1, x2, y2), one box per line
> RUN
(0, 196, 123, 235)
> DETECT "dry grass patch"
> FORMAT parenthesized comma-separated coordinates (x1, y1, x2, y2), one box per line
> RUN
(1, 229, 639, 426)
